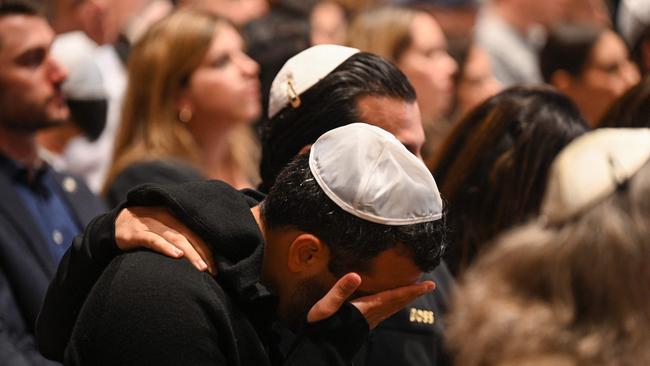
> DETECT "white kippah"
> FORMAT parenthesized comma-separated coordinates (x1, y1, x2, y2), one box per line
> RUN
(267, 44, 359, 118)
(618, 0, 650, 46)
(542, 128, 650, 224)
(309, 123, 443, 226)
(52, 32, 107, 101)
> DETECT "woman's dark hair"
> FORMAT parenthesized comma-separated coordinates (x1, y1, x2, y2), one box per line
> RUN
(448, 36, 472, 85)
(262, 153, 446, 275)
(540, 23, 605, 82)
(631, 24, 650, 74)
(446, 159, 650, 365)
(430, 86, 589, 275)
(599, 76, 650, 128)
(258, 52, 416, 193)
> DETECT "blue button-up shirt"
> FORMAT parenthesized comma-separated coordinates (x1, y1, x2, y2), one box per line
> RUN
(0, 155, 81, 264)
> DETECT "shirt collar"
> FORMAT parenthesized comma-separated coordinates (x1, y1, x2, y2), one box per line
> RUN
(0, 153, 49, 187)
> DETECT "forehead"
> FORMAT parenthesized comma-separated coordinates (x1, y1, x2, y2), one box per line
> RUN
(206, 23, 243, 54)
(0, 15, 53, 59)
(409, 13, 445, 48)
(356, 95, 424, 154)
(589, 30, 627, 62)
(357, 245, 422, 294)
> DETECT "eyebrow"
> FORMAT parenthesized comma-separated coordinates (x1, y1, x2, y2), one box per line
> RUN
(13, 46, 46, 65)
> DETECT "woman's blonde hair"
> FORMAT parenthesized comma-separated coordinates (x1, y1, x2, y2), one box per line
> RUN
(347, 6, 416, 62)
(446, 160, 650, 365)
(105, 10, 259, 191)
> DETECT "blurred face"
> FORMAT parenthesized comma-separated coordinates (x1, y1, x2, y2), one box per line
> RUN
(310, 1, 348, 46)
(0, 15, 68, 131)
(518, 0, 572, 27)
(181, 25, 261, 133)
(184, 0, 268, 26)
(356, 96, 425, 159)
(567, 30, 640, 125)
(49, 0, 109, 43)
(397, 13, 457, 122)
(457, 46, 502, 117)
(285, 245, 422, 329)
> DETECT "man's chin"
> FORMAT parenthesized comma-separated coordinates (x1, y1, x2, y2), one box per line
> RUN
(48, 106, 70, 123)
(38, 108, 70, 128)
(36, 118, 67, 131)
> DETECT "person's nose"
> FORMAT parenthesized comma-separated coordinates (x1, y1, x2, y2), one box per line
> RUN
(47, 56, 68, 86)
(236, 52, 260, 78)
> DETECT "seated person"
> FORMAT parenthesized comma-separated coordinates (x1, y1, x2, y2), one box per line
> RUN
(540, 23, 640, 126)
(598, 76, 650, 128)
(37, 123, 447, 365)
(446, 128, 650, 365)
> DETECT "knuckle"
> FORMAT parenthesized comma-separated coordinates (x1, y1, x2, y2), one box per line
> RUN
(167, 231, 188, 245)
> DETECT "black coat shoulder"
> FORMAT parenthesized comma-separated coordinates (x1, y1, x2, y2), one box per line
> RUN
(66, 251, 258, 366)
(106, 159, 204, 207)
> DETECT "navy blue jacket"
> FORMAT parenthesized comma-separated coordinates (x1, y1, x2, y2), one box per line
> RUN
(0, 165, 106, 366)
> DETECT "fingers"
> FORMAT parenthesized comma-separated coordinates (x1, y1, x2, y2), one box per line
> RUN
(307, 273, 362, 323)
(352, 281, 435, 329)
(165, 222, 216, 276)
(115, 207, 215, 274)
(157, 227, 212, 274)
(133, 231, 184, 259)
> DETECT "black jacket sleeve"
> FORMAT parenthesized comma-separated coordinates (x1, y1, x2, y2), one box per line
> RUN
(285, 303, 369, 365)
(35, 206, 121, 362)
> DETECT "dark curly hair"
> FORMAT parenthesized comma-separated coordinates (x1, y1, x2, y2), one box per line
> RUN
(262, 153, 446, 275)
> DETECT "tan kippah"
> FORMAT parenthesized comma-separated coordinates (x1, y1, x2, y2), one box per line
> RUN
(542, 128, 650, 224)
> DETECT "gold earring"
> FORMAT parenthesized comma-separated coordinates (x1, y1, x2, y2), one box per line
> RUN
(179, 107, 192, 123)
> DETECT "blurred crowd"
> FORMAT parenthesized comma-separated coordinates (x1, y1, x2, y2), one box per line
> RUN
(1, 0, 650, 365)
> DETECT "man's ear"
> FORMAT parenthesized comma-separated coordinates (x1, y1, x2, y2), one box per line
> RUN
(287, 233, 329, 274)
(298, 144, 312, 155)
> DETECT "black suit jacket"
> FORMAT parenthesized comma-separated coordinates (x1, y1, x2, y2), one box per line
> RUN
(0, 167, 106, 365)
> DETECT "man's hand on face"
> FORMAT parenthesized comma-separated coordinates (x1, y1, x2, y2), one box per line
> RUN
(115, 206, 216, 275)
(307, 273, 435, 329)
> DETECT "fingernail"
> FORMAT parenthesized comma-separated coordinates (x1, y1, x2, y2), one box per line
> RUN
(198, 260, 208, 271)
(173, 248, 183, 257)
(421, 282, 435, 293)
(342, 280, 356, 292)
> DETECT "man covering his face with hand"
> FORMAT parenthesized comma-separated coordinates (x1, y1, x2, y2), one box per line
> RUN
(38, 123, 446, 365)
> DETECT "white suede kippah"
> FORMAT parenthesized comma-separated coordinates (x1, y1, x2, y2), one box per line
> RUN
(542, 128, 650, 224)
(309, 123, 443, 225)
(267, 44, 359, 118)
(52, 32, 106, 101)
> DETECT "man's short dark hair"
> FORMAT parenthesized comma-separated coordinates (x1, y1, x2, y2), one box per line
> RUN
(261, 153, 446, 275)
(0, 1, 41, 50)
(258, 52, 417, 193)
(540, 23, 604, 82)
(0, 1, 41, 17)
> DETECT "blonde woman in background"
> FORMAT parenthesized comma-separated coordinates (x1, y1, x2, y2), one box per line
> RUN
(348, 6, 457, 161)
(104, 9, 261, 207)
